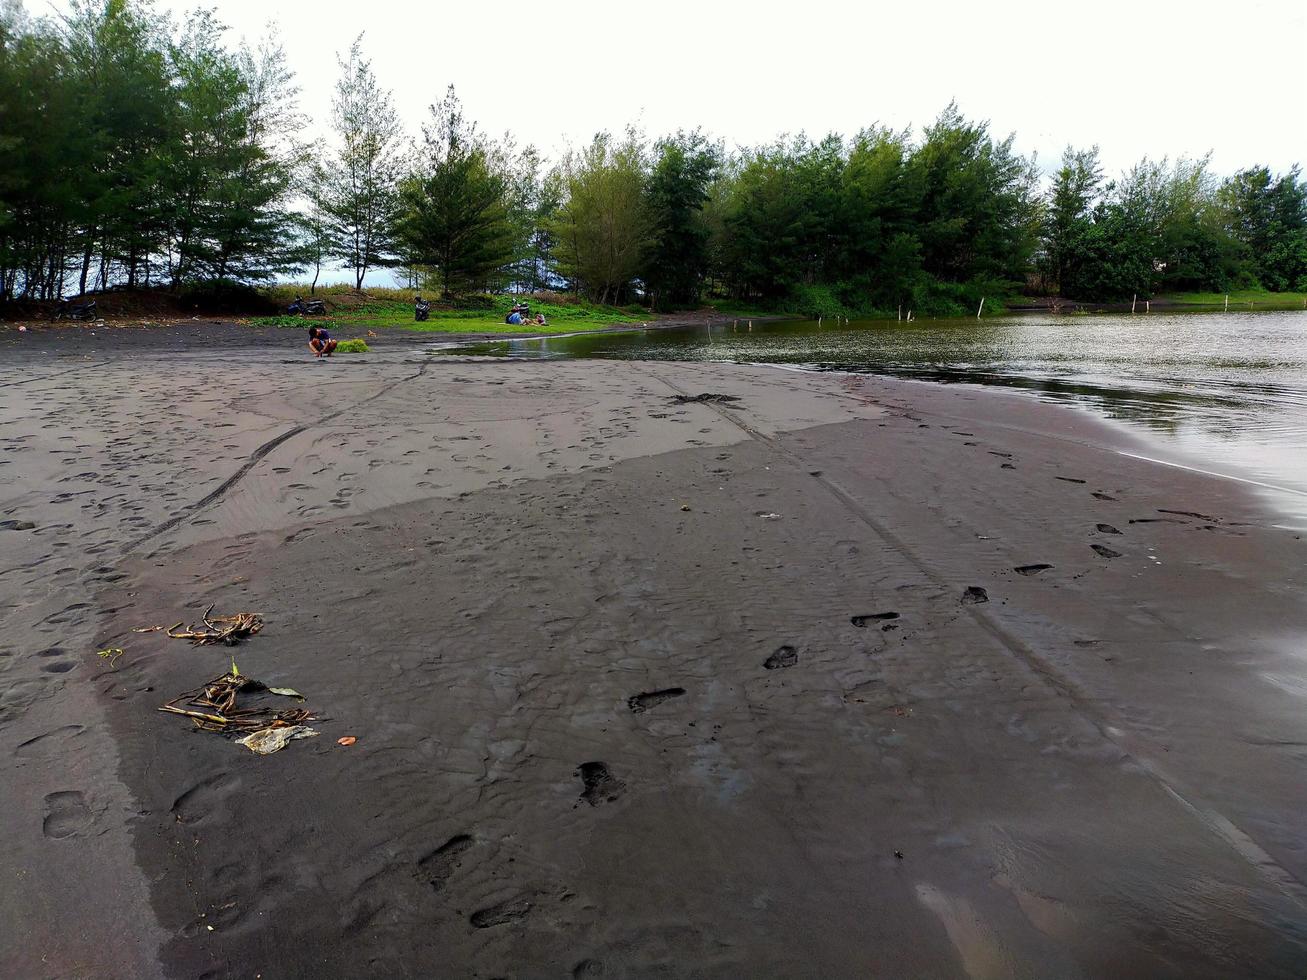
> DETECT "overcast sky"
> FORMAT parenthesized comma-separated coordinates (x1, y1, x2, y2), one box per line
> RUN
(42, 0, 1307, 178)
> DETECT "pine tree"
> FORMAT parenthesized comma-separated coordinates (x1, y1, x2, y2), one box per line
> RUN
(395, 85, 519, 298)
(643, 130, 720, 309)
(321, 35, 402, 290)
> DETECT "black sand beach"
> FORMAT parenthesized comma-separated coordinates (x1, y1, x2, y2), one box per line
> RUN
(3, 329, 1307, 978)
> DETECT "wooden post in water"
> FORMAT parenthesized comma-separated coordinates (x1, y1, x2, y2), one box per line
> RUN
(1145, 300, 1150, 313)
(1131, 294, 1137, 314)
(748, 320, 753, 332)
(1224, 294, 1229, 312)
(897, 304, 902, 322)
(977, 297, 985, 319)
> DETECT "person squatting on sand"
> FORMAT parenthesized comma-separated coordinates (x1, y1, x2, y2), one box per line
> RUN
(308, 326, 337, 357)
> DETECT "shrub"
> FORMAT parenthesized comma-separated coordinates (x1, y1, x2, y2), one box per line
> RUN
(335, 338, 370, 353)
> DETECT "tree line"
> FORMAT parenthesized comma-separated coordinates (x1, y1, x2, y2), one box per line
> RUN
(0, 0, 305, 301)
(2, 3, 1304, 313)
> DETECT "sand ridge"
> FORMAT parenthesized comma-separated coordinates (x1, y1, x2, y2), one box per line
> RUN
(3, 345, 1307, 977)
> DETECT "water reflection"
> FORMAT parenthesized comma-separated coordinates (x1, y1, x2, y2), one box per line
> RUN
(436, 311, 1307, 512)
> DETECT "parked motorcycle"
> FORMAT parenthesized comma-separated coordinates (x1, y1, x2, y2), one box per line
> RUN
(53, 298, 97, 321)
(287, 296, 326, 316)
(414, 296, 431, 322)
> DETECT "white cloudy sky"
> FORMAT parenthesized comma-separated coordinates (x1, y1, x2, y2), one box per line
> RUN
(40, 0, 1307, 177)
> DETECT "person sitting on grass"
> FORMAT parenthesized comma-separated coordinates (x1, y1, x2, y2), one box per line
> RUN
(308, 326, 337, 357)
(533, 313, 547, 325)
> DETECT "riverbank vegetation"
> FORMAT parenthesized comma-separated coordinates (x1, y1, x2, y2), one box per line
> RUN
(1, 3, 1303, 318)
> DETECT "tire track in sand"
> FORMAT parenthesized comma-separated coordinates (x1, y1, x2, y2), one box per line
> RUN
(639, 363, 1307, 909)
(122, 361, 430, 553)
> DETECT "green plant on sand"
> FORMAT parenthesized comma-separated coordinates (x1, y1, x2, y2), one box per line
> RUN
(335, 339, 369, 353)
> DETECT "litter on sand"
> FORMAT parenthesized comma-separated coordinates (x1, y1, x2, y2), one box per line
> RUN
(159, 670, 315, 740)
(237, 725, 320, 755)
(337, 736, 357, 746)
(96, 647, 125, 669)
(151, 603, 264, 646)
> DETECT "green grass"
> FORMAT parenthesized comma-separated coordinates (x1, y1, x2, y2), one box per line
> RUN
(701, 297, 794, 320)
(1161, 289, 1307, 309)
(251, 288, 649, 333)
(335, 338, 370, 353)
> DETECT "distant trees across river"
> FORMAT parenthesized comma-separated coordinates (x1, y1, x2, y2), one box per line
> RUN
(1, 3, 1303, 315)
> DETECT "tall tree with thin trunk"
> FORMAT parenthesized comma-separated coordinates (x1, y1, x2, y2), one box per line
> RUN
(548, 128, 651, 304)
(322, 35, 401, 290)
(1041, 146, 1103, 295)
(395, 85, 519, 298)
(644, 129, 721, 309)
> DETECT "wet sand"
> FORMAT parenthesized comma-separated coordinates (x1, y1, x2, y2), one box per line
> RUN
(3, 334, 1307, 978)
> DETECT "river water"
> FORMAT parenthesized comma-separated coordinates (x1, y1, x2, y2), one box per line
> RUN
(438, 311, 1307, 524)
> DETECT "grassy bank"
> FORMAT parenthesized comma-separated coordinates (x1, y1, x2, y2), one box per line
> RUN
(253, 286, 649, 333)
(1159, 289, 1307, 310)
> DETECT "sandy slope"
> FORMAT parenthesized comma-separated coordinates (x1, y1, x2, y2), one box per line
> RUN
(2, 343, 1307, 978)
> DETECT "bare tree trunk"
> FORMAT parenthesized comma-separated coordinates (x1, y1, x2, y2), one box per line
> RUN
(79, 235, 94, 296)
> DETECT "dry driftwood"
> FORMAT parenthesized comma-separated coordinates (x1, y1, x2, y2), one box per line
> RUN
(161, 603, 264, 646)
(159, 672, 313, 734)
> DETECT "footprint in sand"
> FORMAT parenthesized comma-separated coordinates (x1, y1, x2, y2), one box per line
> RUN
(171, 771, 240, 826)
(1055, 476, 1087, 484)
(1013, 564, 1053, 576)
(16, 725, 85, 758)
(1095, 524, 1122, 534)
(961, 586, 989, 604)
(1091, 544, 1122, 558)
(851, 612, 899, 627)
(763, 645, 798, 670)
(43, 790, 92, 839)
(418, 834, 474, 892)
(470, 896, 533, 928)
(576, 762, 625, 807)
(627, 688, 686, 713)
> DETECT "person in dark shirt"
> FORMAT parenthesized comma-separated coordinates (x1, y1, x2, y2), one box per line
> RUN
(308, 326, 337, 357)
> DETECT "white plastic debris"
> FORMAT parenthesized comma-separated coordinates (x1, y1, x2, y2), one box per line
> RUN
(235, 725, 319, 755)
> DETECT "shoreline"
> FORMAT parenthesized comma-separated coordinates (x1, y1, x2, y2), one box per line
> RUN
(3, 344, 1307, 976)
